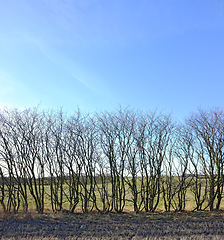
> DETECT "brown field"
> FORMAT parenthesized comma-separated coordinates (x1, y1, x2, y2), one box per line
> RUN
(1, 211, 224, 239)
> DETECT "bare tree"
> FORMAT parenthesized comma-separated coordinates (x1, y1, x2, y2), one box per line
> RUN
(138, 112, 173, 212)
(62, 112, 83, 213)
(162, 144, 176, 212)
(12, 108, 46, 213)
(171, 126, 194, 211)
(115, 109, 141, 213)
(77, 116, 98, 213)
(187, 108, 224, 211)
(0, 106, 223, 214)
(98, 110, 128, 213)
(0, 109, 29, 212)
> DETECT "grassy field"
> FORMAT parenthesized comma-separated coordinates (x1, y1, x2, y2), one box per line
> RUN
(2, 178, 223, 239)
(1, 176, 223, 213)
(1, 211, 224, 239)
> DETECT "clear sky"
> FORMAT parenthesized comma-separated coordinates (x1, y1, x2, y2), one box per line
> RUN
(0, 0, 224, 120)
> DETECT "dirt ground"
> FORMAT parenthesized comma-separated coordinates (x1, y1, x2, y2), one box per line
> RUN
(1, 211, 224, 239)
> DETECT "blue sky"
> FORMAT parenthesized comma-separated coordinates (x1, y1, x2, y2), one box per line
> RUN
(0, 0, 224, 120)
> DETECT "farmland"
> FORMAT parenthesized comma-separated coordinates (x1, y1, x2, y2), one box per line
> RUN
(1, 107, 224, 214)
(1, 211, 224, 239)
(1, 107, 224, 238)
(0, 176, 218, 213)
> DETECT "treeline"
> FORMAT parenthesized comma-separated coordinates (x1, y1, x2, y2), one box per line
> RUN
(0, 107, 224, 213)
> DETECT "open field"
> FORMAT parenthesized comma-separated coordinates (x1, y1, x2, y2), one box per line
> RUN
(1, 108, 224, 214)
(1, 211, 224, 239)
(1, 175, 219, 213)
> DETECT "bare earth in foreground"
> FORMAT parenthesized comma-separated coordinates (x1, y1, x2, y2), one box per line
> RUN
(1, 211, 224, 239)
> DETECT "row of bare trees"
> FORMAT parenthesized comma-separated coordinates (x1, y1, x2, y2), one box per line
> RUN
(0, 107, 223, 213)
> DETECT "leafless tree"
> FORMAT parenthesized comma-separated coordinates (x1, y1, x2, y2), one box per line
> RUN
(115, 109, 140, 212)
(0, 109, 28, 212)
(162, 143, 176, 212)
(135, 111, 174, 212)
(12, 108, 46, 213)
(171, 126, 194, 211)
(77, 115, 98, 213)
(0, 106, 223, 214)
(98, 109, 129, 213)
(62, 112, 82, 213)
(187, 108, 224, 211)
(44, 110, 67, 212)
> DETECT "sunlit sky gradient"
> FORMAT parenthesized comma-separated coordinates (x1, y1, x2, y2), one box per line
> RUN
(1, 0, 224, 120)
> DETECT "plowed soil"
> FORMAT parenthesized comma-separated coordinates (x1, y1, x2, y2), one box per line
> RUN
(1, 211, 224, 239)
